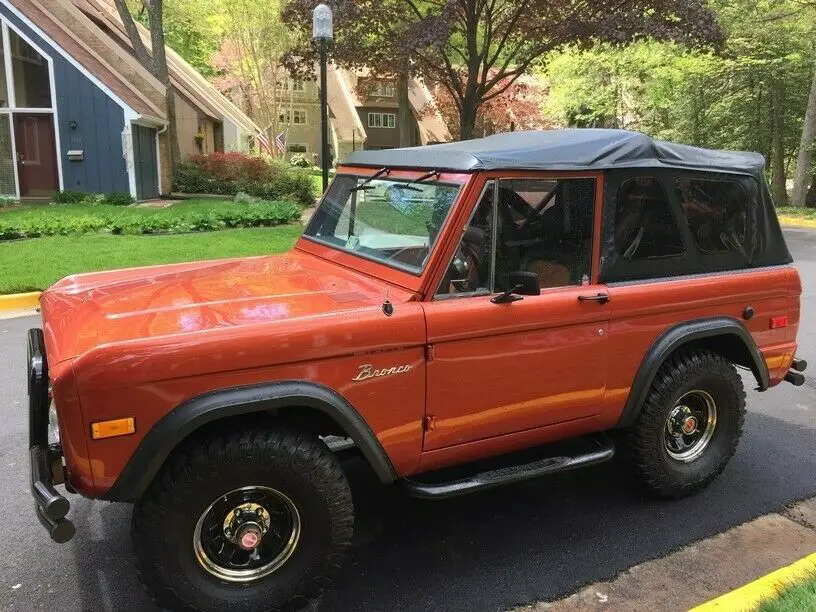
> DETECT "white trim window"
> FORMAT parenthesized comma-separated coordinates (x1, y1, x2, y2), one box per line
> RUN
(368, 82, 395, 97)
(367, 112, 395, 128)
(279, 108, 307, 125)
(287, 143, 308, 153)
(279, 79, 306, 92)
(0, 16, 63, 197)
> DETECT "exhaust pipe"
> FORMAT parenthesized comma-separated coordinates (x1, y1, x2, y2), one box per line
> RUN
(785, 370, 805, 386)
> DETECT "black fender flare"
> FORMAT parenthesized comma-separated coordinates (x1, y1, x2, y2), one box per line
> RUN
(615, 317, 769, 428)
(102, 381, 397, 502)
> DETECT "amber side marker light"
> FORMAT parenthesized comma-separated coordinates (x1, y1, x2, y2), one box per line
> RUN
(91, 417, 135, 440)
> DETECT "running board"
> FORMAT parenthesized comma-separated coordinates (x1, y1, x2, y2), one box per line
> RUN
(402, 436, 615, 500)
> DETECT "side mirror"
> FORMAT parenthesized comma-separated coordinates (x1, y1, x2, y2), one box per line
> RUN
(509, 271, 540, 296)
(491, 271, 541, 304)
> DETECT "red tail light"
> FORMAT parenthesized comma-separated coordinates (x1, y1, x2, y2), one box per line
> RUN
(770, 315, 788, 329)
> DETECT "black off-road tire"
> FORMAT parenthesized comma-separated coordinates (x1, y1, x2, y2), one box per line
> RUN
(132, 425, 354, 612)
(623, 350, 746, 499)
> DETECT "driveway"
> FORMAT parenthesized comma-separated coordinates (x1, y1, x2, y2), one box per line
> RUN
(2, 229, 815, 611)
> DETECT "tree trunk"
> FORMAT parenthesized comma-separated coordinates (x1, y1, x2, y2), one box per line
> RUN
(771, 79, 788, 207)
(398, 72, 413, 147)
(459, 85, 480, 141)
(806, 169, 816, 208)
(147, 1, 180, 174)
(791, 62, 816, 207)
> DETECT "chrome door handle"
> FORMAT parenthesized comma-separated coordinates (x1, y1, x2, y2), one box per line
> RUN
(578, 293, 610, 303)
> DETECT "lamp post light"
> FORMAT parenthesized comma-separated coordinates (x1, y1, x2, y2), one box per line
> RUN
(313, 4, 333, 193)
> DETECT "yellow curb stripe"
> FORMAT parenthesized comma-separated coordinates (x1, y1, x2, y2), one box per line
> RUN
(0, 291, 41, 310)
(690, 552, 816, 612)
(777, 216, 816, 228)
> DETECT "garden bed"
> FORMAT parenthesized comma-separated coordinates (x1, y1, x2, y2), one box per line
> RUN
(0, 199, 300, 240)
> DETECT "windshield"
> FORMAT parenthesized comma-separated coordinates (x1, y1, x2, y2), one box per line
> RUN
(303, 173, 461, 274)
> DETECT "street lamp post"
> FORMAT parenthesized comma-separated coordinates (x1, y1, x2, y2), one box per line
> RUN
(313, 4, 333, 193)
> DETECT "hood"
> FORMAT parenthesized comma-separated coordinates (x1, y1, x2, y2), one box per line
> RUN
(40, 250, 410, 364)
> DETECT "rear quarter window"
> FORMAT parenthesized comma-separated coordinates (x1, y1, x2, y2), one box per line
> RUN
(675, 179, 748, 257)
(614, 177, 684, 260)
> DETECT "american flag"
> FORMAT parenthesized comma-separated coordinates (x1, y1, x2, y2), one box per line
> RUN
(275, 131, 286, 154)
(256, 131, 272, 155)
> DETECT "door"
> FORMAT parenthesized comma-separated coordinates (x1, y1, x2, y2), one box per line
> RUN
(132, 124, 159, 200)
(14, 114, 58, 198)
(422, 176, 609, 451)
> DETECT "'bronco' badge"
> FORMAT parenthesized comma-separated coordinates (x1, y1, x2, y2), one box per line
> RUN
(352, 363, 412, 382)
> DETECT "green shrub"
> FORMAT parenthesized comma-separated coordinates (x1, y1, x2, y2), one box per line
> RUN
(0, 200, 301, 240)
(52, 190, 88, 204)
(104, 192, 135, 206)
(173, 152, 316, 206)
(289, 153, 312, 168)
(0, 197, 17, 208)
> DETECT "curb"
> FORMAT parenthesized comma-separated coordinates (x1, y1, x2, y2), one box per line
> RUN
(779, 216, 816, 228)
(690, 551, 816, 611)
(0, 291, 40, 311)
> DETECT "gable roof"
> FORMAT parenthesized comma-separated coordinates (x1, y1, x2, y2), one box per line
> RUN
(4, 0, 164, 118)
(3, 0, 259, 134)
(72, 0, 260, 135)
(345, 129, 765, 177)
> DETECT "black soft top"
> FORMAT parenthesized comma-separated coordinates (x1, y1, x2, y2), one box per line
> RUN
(344, 129, 765, 178)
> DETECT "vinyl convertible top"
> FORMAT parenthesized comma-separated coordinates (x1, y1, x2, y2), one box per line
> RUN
(344, 129, 766, 177)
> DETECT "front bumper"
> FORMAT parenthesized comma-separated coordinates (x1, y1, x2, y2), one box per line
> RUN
(27, 328, 75, 543)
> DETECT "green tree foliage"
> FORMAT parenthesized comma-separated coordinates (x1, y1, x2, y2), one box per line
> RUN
(543, 0, 816, 205)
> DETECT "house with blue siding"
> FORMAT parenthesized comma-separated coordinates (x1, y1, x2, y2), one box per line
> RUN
(0, 0, 260, 201)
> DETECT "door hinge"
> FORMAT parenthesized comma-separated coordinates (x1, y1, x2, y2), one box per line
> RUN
(422, 415, 435, 432)
(425, 343, 435, 362)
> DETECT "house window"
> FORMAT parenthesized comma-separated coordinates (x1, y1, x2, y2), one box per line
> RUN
(279, 79, 305, 92)
(8, 29, 51, 109)
(368, 112, 395, 128)
(287, 143, 308, 153)
(279, 109, 307, 125)
(368, 82, 395, 97)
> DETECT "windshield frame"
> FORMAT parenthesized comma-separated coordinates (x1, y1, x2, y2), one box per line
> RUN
(300, 169, 467, 278)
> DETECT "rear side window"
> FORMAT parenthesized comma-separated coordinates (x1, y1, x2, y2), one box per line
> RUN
(675, 179, 747, 256)
(614, 178, 684, 260)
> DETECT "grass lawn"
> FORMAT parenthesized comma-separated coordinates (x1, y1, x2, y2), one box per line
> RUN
(757, 576, 816, 612)
(0, 225, 302, 294)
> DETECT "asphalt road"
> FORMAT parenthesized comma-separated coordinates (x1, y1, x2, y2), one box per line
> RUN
(2, 229, 816, 611)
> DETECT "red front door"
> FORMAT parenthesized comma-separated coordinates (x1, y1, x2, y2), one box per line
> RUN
(14, 114, 58, 198)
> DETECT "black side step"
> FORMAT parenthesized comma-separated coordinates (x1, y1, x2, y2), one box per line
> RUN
(402, 435, 615, 500)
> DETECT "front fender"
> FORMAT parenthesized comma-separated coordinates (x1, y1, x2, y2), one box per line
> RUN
(102, 381, 397, 502)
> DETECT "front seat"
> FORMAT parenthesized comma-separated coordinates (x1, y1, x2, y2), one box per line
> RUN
(525, 259, 571, 289)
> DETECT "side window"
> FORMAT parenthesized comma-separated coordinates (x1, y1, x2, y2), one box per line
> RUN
(435, 178, 596, 297)
(435, 182, 496, 297)
(494, 178, 595, 292)
(675, 178, 747, 255)
(615, 178, 684, 260)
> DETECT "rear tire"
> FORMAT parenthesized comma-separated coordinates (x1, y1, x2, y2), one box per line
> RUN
(622, 350, 746, 498)
(132, 425, 353, 611)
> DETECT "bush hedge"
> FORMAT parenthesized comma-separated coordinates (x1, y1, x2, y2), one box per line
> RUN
(173, 152, 316, 206)
(52, 190, 135, 206)
(0, 200, 301, 241)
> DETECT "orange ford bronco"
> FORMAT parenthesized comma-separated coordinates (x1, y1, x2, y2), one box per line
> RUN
(28, 129, 805, 610)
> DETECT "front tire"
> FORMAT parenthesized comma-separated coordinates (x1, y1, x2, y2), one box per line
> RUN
(622, 350, 746, 498)
(132, 425, 354, 611)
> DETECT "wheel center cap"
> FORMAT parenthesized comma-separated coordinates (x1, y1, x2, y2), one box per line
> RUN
(682, 416, 698, 434)
(237, 525, 262, 550)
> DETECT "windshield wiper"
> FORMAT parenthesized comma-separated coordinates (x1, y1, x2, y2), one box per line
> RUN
(350, 167, 389, 192)
(408, 170, 441, 185)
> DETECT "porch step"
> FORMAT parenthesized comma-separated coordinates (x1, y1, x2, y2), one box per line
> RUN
(402, 434, 615, 500)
